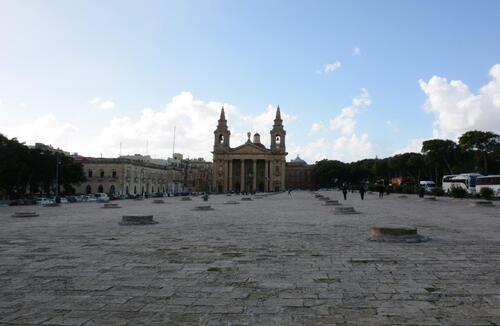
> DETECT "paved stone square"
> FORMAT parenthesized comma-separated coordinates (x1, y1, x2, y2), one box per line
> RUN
(0, 191, 499, 325)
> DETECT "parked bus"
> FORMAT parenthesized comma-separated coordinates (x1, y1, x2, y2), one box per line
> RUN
(442, 173, 482, 195)
(476, 175, 500, 197)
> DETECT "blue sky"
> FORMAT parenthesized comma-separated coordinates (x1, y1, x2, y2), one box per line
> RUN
(1, 1, 499, 162)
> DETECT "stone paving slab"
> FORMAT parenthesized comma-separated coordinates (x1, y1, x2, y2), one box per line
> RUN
(0, 192, 499, 325)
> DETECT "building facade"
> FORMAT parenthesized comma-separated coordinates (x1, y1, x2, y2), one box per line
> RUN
(212, 107, 287, 193)
(285, 155, 313, 190)
(73, 157, 184, 196)
(184, 158, 213, 193)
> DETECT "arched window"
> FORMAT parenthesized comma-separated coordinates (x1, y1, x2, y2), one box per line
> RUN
(100, 170, 104, 178)
(88, 170, 93, 178)
(219, 134, 224, 144)
(134, 186, 137, 194)
(85, 185, 92, 194)
(126, 186, 129, 194)
(97, 185, 104, 193)
(275, 135, 281, 144)
(109, 185, 115, 194)
(111, 170, 117, 178)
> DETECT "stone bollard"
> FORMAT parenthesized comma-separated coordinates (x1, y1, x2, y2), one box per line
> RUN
(324, 200, 340, 206)
(193, 205, 214, 211)
(470, 200, 495, 207)
(119, 215, 158, 225)
(152, 199, 165, 204)
(11, 211, 39, 218)
(334, 206, 359, 214)
(181, 197, 192, 201)
(241, 197, 253, 201)
(370, 226, 429, 243)
(224, 200, 240, 205)
(422, 197, 437, 201)
(102, 203, 121, 209)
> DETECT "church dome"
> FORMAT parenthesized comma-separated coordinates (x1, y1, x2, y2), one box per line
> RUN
(290, 155, 306, 165)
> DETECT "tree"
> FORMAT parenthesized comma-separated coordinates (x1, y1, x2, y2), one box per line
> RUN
(458, 130, 500, 173)
(421, 139, 459, 183)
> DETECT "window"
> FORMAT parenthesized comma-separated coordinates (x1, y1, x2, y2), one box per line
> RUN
(100, 170, 104, 178)
(219, 134, 224, 144)
(112, 170, 117, 178)
(88, 170, 93, 178)
(275, 135, 281, 144)
(98, 185, 103, 193)
(85, 185, 92, 194)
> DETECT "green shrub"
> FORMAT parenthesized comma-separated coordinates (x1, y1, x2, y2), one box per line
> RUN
(431, 187, 445, 196)
(449, 186, 468, 198)
(394, 185, 403, 193)
(479, 187, 494, 199)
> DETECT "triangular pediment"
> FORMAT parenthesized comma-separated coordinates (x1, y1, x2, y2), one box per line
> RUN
(230, 143, 269, 154)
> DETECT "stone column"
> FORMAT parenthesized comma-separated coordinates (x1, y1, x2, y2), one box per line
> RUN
(252, 159, 257, 192)
(264, 159, 269, 192)
(228, 160, 233, 192)
(223, 159, 228, 193)
(281, 160, 286, 191)
(240, 160, 245, 193)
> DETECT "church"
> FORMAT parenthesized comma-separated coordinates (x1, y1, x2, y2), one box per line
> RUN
(212, 107, 287, 193)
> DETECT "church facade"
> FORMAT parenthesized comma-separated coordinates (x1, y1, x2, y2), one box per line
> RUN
(212, 107, 287, 193)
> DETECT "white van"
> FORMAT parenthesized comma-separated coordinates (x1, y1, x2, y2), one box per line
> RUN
(419, 181, 436, 193)
(95, 193, 110, 202)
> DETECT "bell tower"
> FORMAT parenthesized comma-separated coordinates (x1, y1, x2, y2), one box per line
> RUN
(214, 107, 231, 152)
(270, 105, 286, 153)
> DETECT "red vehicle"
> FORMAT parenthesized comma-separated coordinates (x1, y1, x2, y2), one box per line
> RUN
(391, 177, 416, 187)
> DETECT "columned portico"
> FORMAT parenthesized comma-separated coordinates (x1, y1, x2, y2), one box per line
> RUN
(212, 107, 287, 193)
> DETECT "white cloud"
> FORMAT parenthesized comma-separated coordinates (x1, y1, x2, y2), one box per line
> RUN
(393, 138, 425, 155)
(330, 88, 371, 136)
(353, 47, 361, 56)
(290, 89, 375, 163)
(89, 97, 115, 110)
(87, 92, 296, 160)
(419, 64, 500, 138)
(1, 114, 78, 150)
(330, 107, 357, 135)
(316, 61, 341, 75)
(309, 122, 324, 134)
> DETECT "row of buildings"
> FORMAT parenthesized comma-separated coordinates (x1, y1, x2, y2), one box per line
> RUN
(72, 106, 313, 195)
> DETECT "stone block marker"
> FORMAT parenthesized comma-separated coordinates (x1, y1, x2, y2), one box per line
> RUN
(119, 215, 158, 225)
(318, 197, 330, 201)
(470, 200, 495, 207)
(102, 203, 121, 209)
(11, 211, 39, 218)
(370, 226, 429, 243)
(152, 199, 165, 204)
(224, 200, 240, 205)
(192, 205, 214, 211)
(181, 197, 192, 201)
(333, 206, 359, 214)
(241, 197, 253, 201)
(422, 196, 437, 201)
(324, 200, 341, 206)
(314, 194, 324, 198)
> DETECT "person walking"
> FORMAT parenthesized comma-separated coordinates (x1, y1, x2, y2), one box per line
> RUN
(359, 186, 366, 200)
(342, 184, 348, 200)
(378, 185, 384, 198)
(288, 188, 292, 197)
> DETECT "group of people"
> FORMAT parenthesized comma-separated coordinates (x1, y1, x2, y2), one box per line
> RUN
(341, 184, 367, 200)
